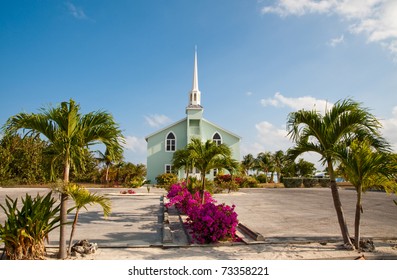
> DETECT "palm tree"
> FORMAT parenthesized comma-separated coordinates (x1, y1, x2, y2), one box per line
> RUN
(97, 146, 123, 184)
(255, 152, 273, 183)
(286, 98, 387, 248)
(3, 99, 124, 258)
(337, 139, 394, 249)
(187, 138, 232, 203)
(172, 148, 194, 182)
(65, 184, 111, 255)
(272, 150, 285, 183)
(241, 153, 255, 176)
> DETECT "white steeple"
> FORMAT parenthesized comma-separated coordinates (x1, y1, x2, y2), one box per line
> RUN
(188, 46, 202, 108)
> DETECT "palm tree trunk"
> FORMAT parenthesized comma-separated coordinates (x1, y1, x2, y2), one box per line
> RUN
(59, 160, 70, 259)
(68, 210, 80, 255)
(201, 171, 206, 204)
(105, 164, 110, 184)
(354, 186, 362, 250)
(328, 162, 353, 247)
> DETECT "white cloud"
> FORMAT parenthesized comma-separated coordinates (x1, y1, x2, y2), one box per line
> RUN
(144, 114, 172, 128)
(260, 92, 332, 112)
(380, 106, 397, 151)
(123, 135, 146, 153)
(328, 34, 345, 47)
(65, 2, 88, 20)
(245, 91, 253, 96)
(262, 0, 397, 59)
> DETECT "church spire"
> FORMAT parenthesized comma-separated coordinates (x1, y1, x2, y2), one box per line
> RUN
(188, 46, 202, 108)
(192, 46, 199, 92)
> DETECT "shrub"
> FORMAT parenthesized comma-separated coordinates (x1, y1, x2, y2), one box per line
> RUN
(187, 203, 239, 244)
(282, 177, 303, 188)
(165, 183, 215, 215)
(256, 174, 268, 183)
(155, 173, 178, 190)
(0, 192, 61, 259)
(165, 183, 239, 244)
(303, 178, 318, 188)
(214, 174, 239, 193)
(318, 178, 331, 188)
(240, 176, 259, 188)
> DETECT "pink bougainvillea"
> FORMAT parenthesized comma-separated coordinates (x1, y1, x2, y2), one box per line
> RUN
(165, 183, 239, 244)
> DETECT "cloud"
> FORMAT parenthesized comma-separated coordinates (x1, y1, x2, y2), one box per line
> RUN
(65, 2, 88, 20)
(260, 92, 332, 112)
(380, 106, 397, 151)
(262, 0, 397, 59)
(328, 34, 344, 47)
(241, 121, 290, 158)
(144, 114, 172, 128)
(123, 135, 146, 153)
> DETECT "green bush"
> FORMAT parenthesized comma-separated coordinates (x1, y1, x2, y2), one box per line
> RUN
(155, 173, 178, 190)
(0, 192, 61, 259)
(318, 178, 331, 188)
(303, 178, 318, 188)
(240, 176, 259, 188)
(256, 174, 268, 183)
(282, 177, 303, 188)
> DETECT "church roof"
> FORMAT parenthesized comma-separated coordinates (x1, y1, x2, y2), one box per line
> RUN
(144, 116, 241, 142)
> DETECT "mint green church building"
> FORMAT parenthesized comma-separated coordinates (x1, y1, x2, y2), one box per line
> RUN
(145, 50, 241, 183)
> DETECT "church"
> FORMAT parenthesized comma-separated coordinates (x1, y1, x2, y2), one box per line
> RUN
(145, 50, 241, 183)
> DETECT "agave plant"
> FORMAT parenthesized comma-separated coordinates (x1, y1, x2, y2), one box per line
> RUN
(65, 184, 111, 255)
(0, 192, 61, 260)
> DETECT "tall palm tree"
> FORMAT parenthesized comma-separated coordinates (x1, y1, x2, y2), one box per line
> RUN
(337, 139, 394, 249)
(3, 99, 124, 258)
(286, 98, 387, 247)
(187, 138, 232, 203)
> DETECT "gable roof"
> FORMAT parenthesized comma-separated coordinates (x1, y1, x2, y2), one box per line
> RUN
(145, 117, 187, 141)
(145, 116, 241, 142)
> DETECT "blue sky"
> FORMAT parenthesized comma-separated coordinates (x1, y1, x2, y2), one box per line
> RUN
(1, 0, 397, 169)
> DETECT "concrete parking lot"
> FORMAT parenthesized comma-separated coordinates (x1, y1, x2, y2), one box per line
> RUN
(1, 186, 396, 248)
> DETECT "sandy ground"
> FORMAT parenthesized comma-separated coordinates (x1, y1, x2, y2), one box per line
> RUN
(42, 240, 397, 260)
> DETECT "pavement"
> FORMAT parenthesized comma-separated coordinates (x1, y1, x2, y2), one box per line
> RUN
(1, 186, 397, 259)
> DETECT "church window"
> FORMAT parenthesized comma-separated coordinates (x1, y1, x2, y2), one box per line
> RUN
(166, 132, 176, 151)
(213, 132, 222, 146)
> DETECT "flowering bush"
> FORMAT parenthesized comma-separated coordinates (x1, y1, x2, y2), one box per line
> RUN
(165, 183, 239, 244)
(187, 202, 239, 244)
(166, 183, 214, 215)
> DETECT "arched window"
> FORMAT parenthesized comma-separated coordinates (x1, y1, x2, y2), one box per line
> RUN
(213, 132, 222, 146)
(166, 132, 176, 151)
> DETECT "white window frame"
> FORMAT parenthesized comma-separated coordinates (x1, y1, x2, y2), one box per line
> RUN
(212, 132, 222, 146)
(165, 131, 176, 152)
(165, 164, 173, 174)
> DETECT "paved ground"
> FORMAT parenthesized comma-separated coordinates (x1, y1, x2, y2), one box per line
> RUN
(1, 186, 396, 259)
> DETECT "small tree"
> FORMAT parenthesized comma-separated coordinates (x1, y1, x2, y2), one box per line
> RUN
(187, 138, 232, 204)
(65, 184, 111, 255)
(338, 139, 396, 249)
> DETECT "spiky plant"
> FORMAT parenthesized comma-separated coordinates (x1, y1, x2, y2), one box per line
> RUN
(0, 192, 61, 259)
